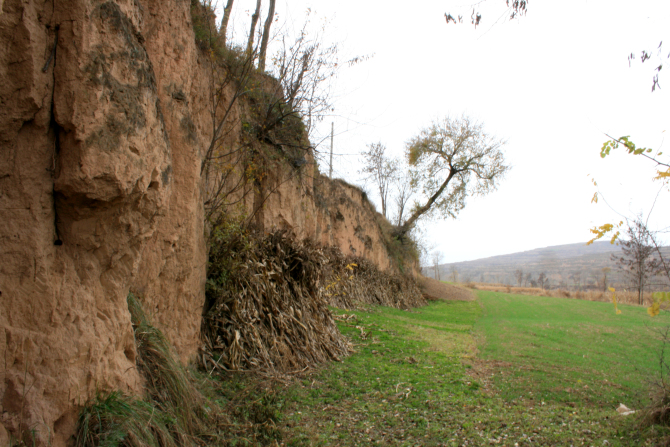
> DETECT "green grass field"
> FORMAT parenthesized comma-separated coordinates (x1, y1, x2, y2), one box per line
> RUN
(213, 291, 670, 447)
(476, 291, 668, 410)
(221, 291, 670, 446)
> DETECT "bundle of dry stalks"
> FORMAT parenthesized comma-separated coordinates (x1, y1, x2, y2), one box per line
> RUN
(320, 247, 426, 310)
(202, 230, 350, 373)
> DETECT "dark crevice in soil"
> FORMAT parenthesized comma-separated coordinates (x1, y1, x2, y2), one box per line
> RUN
(46, 22, 63, 246)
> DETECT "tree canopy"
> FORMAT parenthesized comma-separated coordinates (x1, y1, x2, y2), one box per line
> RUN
(395, 116, 509, 237)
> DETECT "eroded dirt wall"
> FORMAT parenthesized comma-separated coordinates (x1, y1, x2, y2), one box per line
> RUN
(253, 162, 392, 272)
(127, 0, 209, 365)
(0, 0, 207, 445)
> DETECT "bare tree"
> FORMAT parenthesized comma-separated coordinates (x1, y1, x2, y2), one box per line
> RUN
(200, 6, 336, 232)
(246, 0, 262, 57)
(392, 164, 418, 226)
(271, 19, 340, 139)
(613, 218, 661, 305)
(450, 265, 459, 283)
(396, 116, 509, 238)
(219, 0, 235, 47)
(444, 1, 528, 26)
(571, 271, 582, 291)
(524, 272, 532, 287)
(360, 143, 398, 219)
(196, 4, 259, 231)
(257, 0, 276, 72)
(538, 272, 548, 290)
(596, 267, 611, 292)
(432, 251, 444, 281)
(514, 268, 524, 287)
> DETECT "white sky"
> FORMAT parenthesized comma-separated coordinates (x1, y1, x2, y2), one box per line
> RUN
(219, 0, 670, 263)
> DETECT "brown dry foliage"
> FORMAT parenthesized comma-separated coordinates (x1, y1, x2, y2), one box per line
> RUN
(320, 246, 426, 310)
(202, 230, 350, 373)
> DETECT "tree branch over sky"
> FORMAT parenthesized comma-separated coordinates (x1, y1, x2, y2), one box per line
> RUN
(444, 0, 528, 27)
(360, 142, 398, 219)
(395, 116, 509, 238)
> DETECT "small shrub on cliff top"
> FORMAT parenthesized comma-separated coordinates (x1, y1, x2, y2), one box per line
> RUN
(190, 0, 221, 55)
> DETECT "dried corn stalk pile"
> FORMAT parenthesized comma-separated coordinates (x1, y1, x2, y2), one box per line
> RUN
(320, 247, 426, 310)
(202, 230, 350, 373)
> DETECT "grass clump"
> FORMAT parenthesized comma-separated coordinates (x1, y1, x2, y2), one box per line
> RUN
(75, 295, 210, 447)
(75, 391, 175, 447)
(127, 293, 208, 441)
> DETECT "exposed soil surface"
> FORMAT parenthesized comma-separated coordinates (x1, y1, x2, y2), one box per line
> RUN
(417, 276, 475, 301)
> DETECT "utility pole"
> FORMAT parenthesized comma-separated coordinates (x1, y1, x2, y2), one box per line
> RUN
(329, 122, 334, 179)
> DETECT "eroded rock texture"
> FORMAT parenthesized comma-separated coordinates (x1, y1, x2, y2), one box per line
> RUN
(0, 0, 206, 445)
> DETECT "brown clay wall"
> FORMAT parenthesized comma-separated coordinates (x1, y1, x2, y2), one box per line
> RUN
(250, 159, 392, 271)
(0, 0, 209, 445)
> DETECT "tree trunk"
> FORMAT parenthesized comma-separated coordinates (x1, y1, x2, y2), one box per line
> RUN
(379, 184, 387, 218)
(219, 0, 235, 47)
(246, 0, 262, 57)
(257, 0, 275, 72)
(395, 169, 457, 238)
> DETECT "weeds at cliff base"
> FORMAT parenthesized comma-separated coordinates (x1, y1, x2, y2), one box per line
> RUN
(75, 296, 211, 447)
(127, 293, 208, 440)
(75, 391, 176, 447)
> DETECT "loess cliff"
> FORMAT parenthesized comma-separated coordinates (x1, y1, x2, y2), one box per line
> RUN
(0, 1, 407, 445)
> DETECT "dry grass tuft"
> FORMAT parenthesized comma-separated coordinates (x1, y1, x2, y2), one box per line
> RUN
(76, 295, 211, 447)
(76, 391, 177, 447)
(127, 294, 208, 440)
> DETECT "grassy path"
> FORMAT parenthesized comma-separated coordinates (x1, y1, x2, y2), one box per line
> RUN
(231, 291, 670, 446)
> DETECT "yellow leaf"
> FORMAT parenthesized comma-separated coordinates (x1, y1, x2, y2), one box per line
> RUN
(609, 231, 620, 245)
(616, 309, 622, 315)
(608, 287, 615, 293)
(648, 302, 661, 317)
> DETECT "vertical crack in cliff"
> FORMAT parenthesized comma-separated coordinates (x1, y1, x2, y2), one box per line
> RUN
(45, 21, 63, 246)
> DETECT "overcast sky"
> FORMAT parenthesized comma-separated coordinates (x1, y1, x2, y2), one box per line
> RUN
(219, 0, 670, 264)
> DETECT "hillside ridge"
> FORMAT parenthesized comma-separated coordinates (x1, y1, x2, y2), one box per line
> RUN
(432, 241, 669, 288)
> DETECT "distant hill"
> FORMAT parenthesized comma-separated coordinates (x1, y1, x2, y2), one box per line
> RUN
(430, 241, 670, 289)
